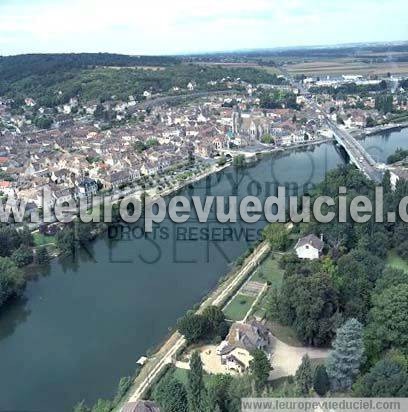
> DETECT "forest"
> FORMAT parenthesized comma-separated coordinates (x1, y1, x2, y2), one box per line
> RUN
(0, 53, 284, 107)
(260, 166, 408, 397)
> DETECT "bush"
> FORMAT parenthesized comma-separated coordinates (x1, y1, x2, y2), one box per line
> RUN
(11, 246, 34, 267)
(0, 257, 25, 307)
(36, 247, 50, 264)
(313, 365, 330, 396)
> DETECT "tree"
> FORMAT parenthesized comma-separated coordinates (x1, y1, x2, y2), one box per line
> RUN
(387, 148, 408, 165)
(217, 321, 230, 340)
(187, 351, 205, 412)
(295, 354, 313, 395)
(382, 170, 392, 193)
(205, 374, 233, 412)
(366, 284, 408, 353)
(375, 94, 393, 114)
(232, 154, 246, 167)
(74, 401, 90, 412)
(36, 247, 50, 265)
(34, 116, 53, 129)
(94, 104, 105, 120)
(354, 358, 408, 397)
(249, 349, 271, 391)
(226, 374, 255, 411)
(113, 376, 132, 404)
(202, 305, 225, 334)
(177, 312, 209, 343)
(0, 225, 21, 257)
(11, 246, 34, 267)
(313, 365, 330, 396)
(262, 223, 289, 251)
(217, 154, 227, 166)
(0, 257, 25, 307)
(155, 373, 188, 412)
(275, 271, 339, 346)
(56, 228, 75, 254)
(261, 134, 274, 144)
(396, 240, 408, 260)
(19, 225, 34, 246)
(335, 251, 382, 322)
(375, 267, 408, 294)
(326, 318, 365, 391)
(90, 399, 112, 412)
(366, 116, 375, 128)
(76, 222, 95, 243)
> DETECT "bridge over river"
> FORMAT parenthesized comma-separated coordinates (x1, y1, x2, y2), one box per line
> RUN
(284, 71, 385, 184)
(327, 119, 384, 183)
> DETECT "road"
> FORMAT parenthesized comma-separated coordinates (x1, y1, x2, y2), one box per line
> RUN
(328, 118, 384, 182)
(289, 70, 384, 183)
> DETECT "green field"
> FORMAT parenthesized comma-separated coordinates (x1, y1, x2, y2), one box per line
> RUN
(267, 321, 303, 347)
(250, 254, 284, 288)
(251, 253, 284, 319)
(172, 367, 211, 386)
(387, 250, 408, 272)
(223, 294, 256, 321)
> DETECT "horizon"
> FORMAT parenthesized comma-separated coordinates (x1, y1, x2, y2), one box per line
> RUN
(1, 40, 408, 58)
(1, 0, 407, 56)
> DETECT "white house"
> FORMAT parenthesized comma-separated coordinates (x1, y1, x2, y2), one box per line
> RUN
(294, 234, 324, 260)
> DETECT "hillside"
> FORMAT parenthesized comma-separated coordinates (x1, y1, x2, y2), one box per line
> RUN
(0, 53, 284, 106)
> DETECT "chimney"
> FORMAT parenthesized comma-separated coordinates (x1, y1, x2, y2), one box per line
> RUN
(320, 233, 324, 242)
(236, 328, 240, 341)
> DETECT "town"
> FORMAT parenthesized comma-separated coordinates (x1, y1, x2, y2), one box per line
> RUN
(1, 48, 408, 412)
(1, 64, 407, 216)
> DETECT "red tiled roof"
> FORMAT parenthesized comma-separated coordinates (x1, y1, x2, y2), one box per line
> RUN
(0, 181, 12, 188)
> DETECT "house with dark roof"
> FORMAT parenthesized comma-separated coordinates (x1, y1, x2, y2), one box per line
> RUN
(294, 234, 324, 260)
(216, 320, 270, 373)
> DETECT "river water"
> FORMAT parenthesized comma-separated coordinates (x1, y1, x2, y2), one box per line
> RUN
(0, 129, 407, 412)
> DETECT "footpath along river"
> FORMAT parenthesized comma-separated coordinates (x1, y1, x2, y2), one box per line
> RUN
(0, 129, 407, 412)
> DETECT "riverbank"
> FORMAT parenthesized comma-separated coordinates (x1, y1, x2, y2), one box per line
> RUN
(352, 121, 408, 139)
(0, 137, 355, 411)
(223, 136, 333, 158)
(116, 241, 270, 410)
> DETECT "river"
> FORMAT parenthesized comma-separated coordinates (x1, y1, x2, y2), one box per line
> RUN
(0, 129, 407, 412)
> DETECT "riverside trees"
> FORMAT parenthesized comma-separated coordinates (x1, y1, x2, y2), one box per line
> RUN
(0, 257, 25, 308)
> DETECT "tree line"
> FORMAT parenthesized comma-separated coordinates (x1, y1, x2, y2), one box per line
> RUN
(261, 164, 408, 397)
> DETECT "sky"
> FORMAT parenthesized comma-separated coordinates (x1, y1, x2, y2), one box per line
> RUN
(0, 0, 407, 56)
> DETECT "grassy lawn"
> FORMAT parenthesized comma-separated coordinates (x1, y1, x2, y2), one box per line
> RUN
(172, 367, 211, 386)
(267, 321, 303, 347)
(152, 366, 211, 396)
(249, 253, 301, 346)
(223, 294, 256, 321)
(33, 232, 55, 247)
(172, 367, 190, 386)
(250, 253, 284, 288)
(387, 250, 408, 272)
(251, 253, 284, 319)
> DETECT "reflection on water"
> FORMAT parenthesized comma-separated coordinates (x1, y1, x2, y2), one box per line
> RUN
(0, 297, 31, 342)
(360, 128, 408, 163)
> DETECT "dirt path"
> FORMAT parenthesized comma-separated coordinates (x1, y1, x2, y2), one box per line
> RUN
(269, 335, 329, 380)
